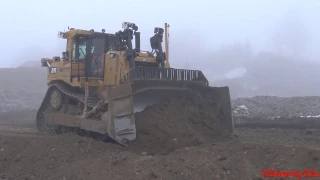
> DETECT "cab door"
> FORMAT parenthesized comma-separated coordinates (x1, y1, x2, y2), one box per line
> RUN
(86, 35, 105, 78)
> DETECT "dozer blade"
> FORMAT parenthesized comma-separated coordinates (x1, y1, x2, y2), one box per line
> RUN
(130, 80, 233, 131)
(126, 67, 233, 133)
(107, 78, 233, 145)
(107, 83, 136, 145)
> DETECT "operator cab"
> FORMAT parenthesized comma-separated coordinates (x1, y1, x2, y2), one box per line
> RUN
(60, 29, 115, 78)
(57, 22, 167, 80)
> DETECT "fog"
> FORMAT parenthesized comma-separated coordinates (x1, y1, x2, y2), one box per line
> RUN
(1, 0, 320, 97)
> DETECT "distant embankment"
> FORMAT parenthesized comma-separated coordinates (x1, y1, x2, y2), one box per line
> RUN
(0, 67, 47, 112)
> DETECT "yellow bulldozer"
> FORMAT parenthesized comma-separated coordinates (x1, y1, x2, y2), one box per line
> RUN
(37, 22, 233, 145)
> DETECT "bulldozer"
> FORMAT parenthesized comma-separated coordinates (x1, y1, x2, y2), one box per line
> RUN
(37, 22, 233, 145)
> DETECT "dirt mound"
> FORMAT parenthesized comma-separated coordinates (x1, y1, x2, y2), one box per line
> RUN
(129, 97, 230, 155)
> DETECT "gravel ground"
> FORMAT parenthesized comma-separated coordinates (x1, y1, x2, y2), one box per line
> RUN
(232, 96, 320, 118)
(0, 123, 319, 180)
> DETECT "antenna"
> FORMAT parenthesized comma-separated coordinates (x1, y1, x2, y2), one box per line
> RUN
(165, 23, 170, 67)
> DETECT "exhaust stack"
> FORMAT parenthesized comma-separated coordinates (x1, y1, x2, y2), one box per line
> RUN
(135, 32, 140, 52)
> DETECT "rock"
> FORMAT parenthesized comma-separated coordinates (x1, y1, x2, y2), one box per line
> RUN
(218, 156, 227, 161)
(150, 170, 159, 178)
(221, 166, 228, 171)
(305, 130, 313, 135)
(252, 175, 262, 180)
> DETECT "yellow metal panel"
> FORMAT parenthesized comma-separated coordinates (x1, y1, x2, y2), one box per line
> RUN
(80, 77, 103, 87)
(104, 53, 115, 85)
(104, 52, 123, 85)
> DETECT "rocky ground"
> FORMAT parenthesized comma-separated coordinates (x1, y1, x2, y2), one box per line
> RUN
(0, 96, 320, 180)
(233, 96, 320, 118)
(232, 96, 320, 129)
(0, 114, 319, 180)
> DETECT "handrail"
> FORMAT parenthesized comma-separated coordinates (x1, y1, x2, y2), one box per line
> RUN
(71, 62, 86, 80)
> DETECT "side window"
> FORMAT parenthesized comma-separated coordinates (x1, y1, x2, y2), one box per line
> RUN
(72, 36, 87, 61)
(78, 41, 86, 60)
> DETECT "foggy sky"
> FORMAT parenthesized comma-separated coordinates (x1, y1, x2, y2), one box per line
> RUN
(0, 0, 319, 67)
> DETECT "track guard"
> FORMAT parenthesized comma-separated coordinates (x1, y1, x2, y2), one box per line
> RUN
(107, 83, 136, 145)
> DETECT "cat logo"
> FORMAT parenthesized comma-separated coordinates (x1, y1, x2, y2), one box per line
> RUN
(50, 67, 57, 74)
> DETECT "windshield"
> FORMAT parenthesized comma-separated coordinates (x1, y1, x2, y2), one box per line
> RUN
(91, 38, 105, 55)
(91, 37, 105, 77)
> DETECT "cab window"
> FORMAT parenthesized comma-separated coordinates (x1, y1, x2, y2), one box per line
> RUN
(72, 36, 88, 61)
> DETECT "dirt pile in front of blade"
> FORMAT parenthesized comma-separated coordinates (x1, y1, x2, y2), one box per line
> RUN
(130, 97, 231, 155)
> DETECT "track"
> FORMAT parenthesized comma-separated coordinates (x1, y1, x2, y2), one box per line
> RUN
(44, 83, 101, 108)
(36, 82, 102, 134)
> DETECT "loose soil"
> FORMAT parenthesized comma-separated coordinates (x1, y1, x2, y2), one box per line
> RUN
(130, 97, 230, 155)
(0, 101, 320, 180)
